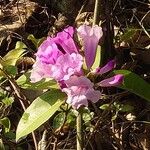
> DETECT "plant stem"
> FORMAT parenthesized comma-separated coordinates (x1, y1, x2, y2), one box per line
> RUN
(93, 0, 101, 25)
(76, 112, 83, 150)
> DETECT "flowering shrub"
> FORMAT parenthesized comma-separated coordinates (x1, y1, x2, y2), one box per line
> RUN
(30, 25, 124, 109)
(14, 25, 150, 144)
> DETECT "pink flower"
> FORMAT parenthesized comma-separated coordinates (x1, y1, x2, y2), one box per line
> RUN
(91, 60, 124, 87)
(62, 76, 101, 109)
(36, 37, 62, 64)
(53, 26, 78, 54)
(30, 28, 83, 83)
(77, 25, 103, 69)
(98, 75, 124, 87)
(92, 59, 116, 74)
(50, 53, 83, 81)
(30, 61, 53, 82)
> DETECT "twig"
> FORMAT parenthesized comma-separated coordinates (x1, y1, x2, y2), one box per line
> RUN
(38, 130, 47, 150)
(133, 14, 150, 39)
(140, 10, 150, 23)
(93, 0, 101, 25)
(76, 111, 83, 150)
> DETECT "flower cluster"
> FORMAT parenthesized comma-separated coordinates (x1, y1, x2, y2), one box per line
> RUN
(30, 25, 124, 109)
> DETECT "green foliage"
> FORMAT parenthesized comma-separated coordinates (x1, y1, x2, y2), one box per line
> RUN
(100, 102, 134, 121)
(119, 28, 137, 42)
(99, 104, 109, 110)
(119, 104, 134, 112)
(114, 70, 150, 101)
(27, 34, 45, 49)
(115, 28, 137, 44)
(5, 66, 18, 76)
(0, 41, 26, 77)
(0, 117, 11, 133)
(2, 97, 14, 106)
(0, 87, 14, 106)
(100, 102, 134, 112)
(1, 41, 26, 67)
(66, 111, 76, 127)
(16, 89, 66, 141)
(53, 112, 65, 129)
(17, 73, 59, 90)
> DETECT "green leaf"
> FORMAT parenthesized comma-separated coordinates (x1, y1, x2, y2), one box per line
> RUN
(66, 112, 76, 127)
(119, 104, 134, 112)
(4, 131, 16, 140)
(5, 65, 17, 76)
(91, 45, 101, 70)
(2, 41, 26, 66)
(16, 90, 66, 141)
(99, 104, 109, 110)
(15, 41, 27, 49)
(27, 34, 45, 48)
(113, 70, 150, 101)
(16, 73, 59, 90)
(2, 97, 14, 106)
(119, 28, 137, 43)
(53, 112, 65, 129)
(0, 117, 11, 133)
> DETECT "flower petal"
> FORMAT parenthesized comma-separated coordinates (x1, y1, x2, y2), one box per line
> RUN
(54, 26, 78, 54)
(62, 76, 101, 109)
(77, 25, 103, 69)
(30, 61, 52, 82)
(36, 37, 62, 64)
(98, 74, 124, 87)
(86, 89, 101, 103)
(52, 53, 83, 81)
(93, 59, 116, 74)
(64, 75, 93, 88)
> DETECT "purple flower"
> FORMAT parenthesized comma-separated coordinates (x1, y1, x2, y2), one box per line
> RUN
(30, 61, 53, 82)
(50, 53, 83, 81)
(62, 76, 101, 109)
(36, 37, 62, 64)
(53, 26, 78, 54)
(91, 60, 124, 87)
(30, 28, 83, 83)
(92, 59, 116, 74)
(98, 74, 124, 87)
(77, 25, 103, 69)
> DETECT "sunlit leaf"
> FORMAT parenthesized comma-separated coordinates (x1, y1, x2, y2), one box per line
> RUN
(0, 117, 11, 133)
(27, 34, 45, 49)
(16, 73, 59, 90)
(99, 104, 109, 110)
(16, 90, 66, 141)
(15, 41, 27, 49)
(2, 97, 14, 106)
(113, 70, 150, 101)
(2, 41, 26, 66)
